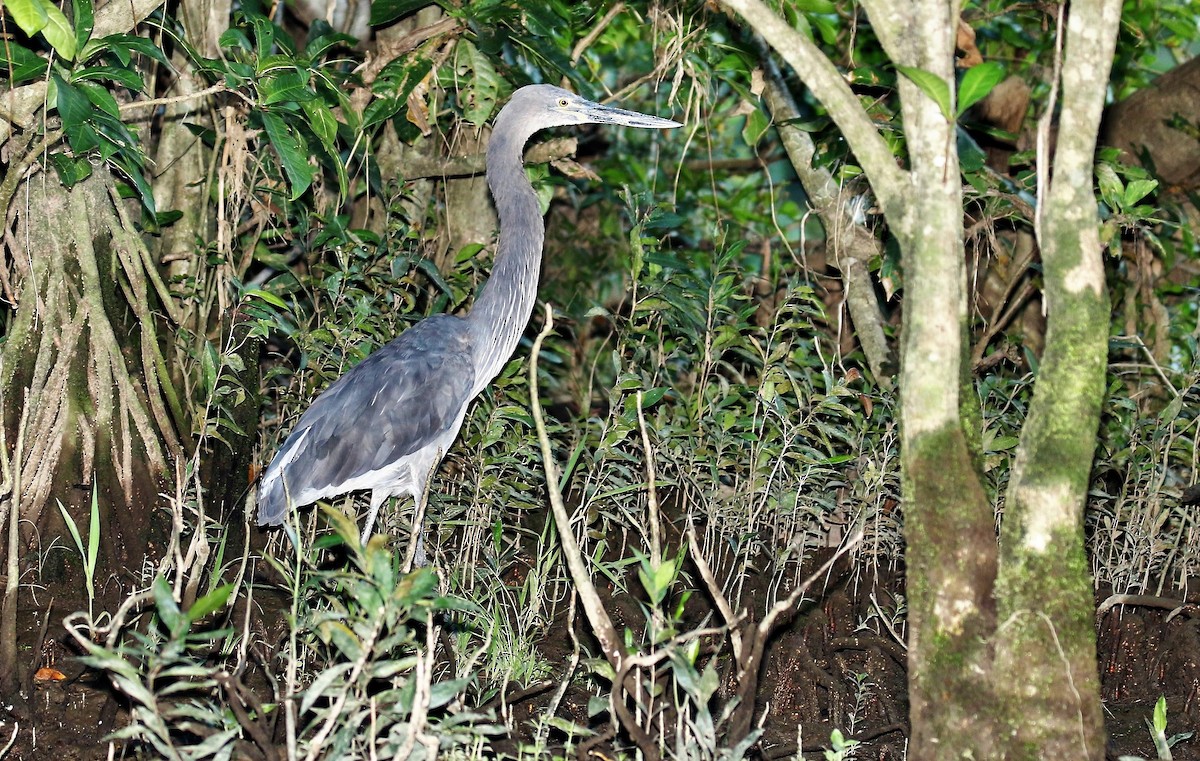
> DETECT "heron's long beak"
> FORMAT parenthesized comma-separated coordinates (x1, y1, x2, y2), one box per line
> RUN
(585, 102, 682, 129)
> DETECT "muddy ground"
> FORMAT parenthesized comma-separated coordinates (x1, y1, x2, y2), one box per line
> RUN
(2, 518, 1198, 761)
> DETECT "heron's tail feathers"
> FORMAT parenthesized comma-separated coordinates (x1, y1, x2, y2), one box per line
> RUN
(256, 470, 289, 527)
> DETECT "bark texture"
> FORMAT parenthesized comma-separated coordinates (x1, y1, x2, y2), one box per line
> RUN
(993, 2, 1121, 757)
(721, 0, 1116, 757)
(1, 169, 176, 568)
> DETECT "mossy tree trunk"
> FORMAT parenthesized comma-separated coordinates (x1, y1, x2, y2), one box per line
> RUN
(720, 0, 1119, 756)
(993, 2, 1120, 755)
(0, 168, 179, 571)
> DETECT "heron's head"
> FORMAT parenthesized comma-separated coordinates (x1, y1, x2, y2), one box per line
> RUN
(503, 84, 682, 133)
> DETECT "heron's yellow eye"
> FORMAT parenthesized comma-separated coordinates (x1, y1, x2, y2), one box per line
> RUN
(558, 98, 569, 107)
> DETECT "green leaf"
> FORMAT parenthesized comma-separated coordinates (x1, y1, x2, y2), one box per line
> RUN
(152, 576, 187, 638)
(243, 288, 288, 309)
(218, 28, 252, 51)
(1096, 163, 1123, 208)
(262, 71, 315, 105)
(300, 663, 354, 715)
(639, 387, 668, 408)
(186, 583, 233, 623)
(1153, 695, 1167, 733)
(0, 41, 50, 82)
(1123, 178, 1158, 207)
(957, 62, 1005, 117)
(73, 0, 94, 53)
(895, 65, 951, 121)
(111, 154, 157, 214)
(741, 105, 771, 148)
(74, 65, 145, 91)
(454, 41, 501, 127)
(6, 0, 51, 37)
(49, 152, 93, 186)
(300, 100, 338, 149)
(76, 80, 120, 118)
(261, 111, 314, 200)
(957, 127, 987, 173)
(362, 96, 403, 129)
(370, 0, 435, 27)
(320, 621, 363, 661)
(80, 33, 170, 67)
(86, 484, 100, 583)
(40, 2, 79, 60)
(55, 74, 94, 133)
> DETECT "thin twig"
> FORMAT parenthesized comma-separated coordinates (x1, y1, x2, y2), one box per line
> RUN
(686, 524, 742, 662)
(117, 82, 234, 112)
(528, 305, 658, 761)
(570, 3, 625, 64)
(636, 390, 662, 567)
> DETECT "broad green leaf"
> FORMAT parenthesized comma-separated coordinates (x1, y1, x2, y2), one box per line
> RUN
(152, 576, 187, 638)
(299, 663, 354, 715)
(454, 41, 501, 127)
(39, 2, 79, 60)
(1096, 163, 1124, 207)
(957, 62, 1005, 116)
(81, 33, 170, 67)
(1123, 178, 1158, 207)
(74, 65, 145, 91)
(76, 80, 120, 117)
(895, 65, 951, 121)
(639, 387, 668, 408)
(244, 288, 288, 309)
(54, 75, 92, 132)
(6, 0, 50, 37)
(1153, 695, 1167, 733)
(320, 620, 363, 661)
(262, 71, 315, 105)
(73, 0, 94, 53)
(305, 29, 357, 58)
(741, 105, 771, 148)
(957, 127, 987, 173)
(49, 153, 93, 186)
(428, 677, 469, 709)
(300, 99, 338, 149)
(261, 111, 314, 200)
(319, 505, 364, 551)
(0, 41, 50, 82)
(362, 96, 403, 129)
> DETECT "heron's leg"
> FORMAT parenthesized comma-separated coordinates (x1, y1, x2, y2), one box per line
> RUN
(360, 491, 390, 546)
(406, 456, 443, 569)
(407, 482, 431, 569)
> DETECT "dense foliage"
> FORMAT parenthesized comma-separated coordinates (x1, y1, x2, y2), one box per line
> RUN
(0, 0, 1197, 758)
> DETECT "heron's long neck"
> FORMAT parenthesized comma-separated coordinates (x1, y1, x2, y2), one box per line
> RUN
(466, 124, 544, 390)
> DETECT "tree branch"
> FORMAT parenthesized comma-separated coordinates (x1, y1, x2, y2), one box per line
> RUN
(758, 53, 895, 387)
(718, 0, 908, 222)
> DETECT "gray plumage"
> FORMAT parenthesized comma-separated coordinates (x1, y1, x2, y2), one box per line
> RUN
(257, 84, 680, 556)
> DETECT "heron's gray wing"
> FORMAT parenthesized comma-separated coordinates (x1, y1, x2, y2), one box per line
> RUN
(259, 315, 476, 523)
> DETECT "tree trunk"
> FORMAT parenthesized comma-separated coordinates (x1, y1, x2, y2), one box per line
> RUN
(719, 0, 1116, 756)
(1, 168, 176, 572)
(993, 2, 1120, 757)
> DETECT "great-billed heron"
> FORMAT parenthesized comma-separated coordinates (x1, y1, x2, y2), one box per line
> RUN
(257, 84, 680, 562)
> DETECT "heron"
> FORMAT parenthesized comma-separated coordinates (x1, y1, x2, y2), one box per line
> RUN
(257, 84, 680, 562)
